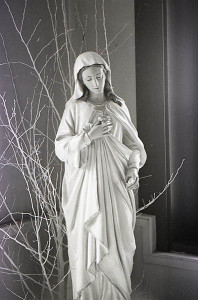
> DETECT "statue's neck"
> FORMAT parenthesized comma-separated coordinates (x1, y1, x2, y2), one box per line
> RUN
(89, 91, 106, 103)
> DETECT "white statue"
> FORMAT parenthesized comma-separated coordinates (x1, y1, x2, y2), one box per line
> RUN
(55, 51, 147, 300)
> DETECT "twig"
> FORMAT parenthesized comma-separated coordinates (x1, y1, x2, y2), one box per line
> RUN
(137, 159, 185, 213)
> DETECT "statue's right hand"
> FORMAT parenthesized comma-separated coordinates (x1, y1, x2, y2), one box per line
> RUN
(88, 120, 113, 141)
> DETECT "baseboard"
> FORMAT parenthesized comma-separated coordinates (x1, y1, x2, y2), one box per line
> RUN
(136, 214, 198, 271)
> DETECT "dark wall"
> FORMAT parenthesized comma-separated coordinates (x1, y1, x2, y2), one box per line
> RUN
(135, 0, 170, 251)
(167, 0, 198, 254)
(0, 0, 65, 225)
(0, 1, 50, 224)
(135, 0, 198, 255)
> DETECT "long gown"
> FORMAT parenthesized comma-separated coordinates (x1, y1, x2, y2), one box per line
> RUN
(55, 97, 146, 300)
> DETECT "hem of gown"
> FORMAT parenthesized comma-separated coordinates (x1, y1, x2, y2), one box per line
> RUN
(74, 266, 131, 300)
(72, 231, 131, 300)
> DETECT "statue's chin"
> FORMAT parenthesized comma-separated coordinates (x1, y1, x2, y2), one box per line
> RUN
(91, 89, 103, 94)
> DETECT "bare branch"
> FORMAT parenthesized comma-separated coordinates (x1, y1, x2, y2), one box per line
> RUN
(27, 19, 41, 45)
(20, 0, 27, 33)
(137, 159, 185, 213)
(94, 0, 98, 52)
(102, 0, 110, 67)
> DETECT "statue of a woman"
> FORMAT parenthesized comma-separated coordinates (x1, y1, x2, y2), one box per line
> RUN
(55, 52, 147, 300)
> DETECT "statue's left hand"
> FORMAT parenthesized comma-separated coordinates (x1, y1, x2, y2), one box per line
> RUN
(126, 168, 139, 190)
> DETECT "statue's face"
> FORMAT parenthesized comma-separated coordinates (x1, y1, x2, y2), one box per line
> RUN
(81, 66, 106, 94)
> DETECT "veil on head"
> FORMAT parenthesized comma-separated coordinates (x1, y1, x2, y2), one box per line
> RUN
(71, 51, 122, 105)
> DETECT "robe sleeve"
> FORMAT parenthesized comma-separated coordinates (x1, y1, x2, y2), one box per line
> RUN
(55, 102, 91, 168)
(121, 102, 147, 175)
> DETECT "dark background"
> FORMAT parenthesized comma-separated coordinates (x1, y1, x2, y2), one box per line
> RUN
(135, 0, 198, 255)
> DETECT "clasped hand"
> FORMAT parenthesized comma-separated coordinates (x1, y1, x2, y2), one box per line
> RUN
(88, 118, 113, 141)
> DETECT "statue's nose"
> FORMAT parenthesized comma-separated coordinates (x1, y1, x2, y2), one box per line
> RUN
(93, 77, 99, 87)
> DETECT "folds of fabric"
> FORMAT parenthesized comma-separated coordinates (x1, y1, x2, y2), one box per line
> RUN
(55, 99, 146, 300)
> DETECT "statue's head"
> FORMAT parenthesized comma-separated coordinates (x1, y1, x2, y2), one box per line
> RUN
(73, 51, 121, 105)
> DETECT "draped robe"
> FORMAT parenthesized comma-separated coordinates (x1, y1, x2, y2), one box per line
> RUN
(55, 98, 146, 300)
